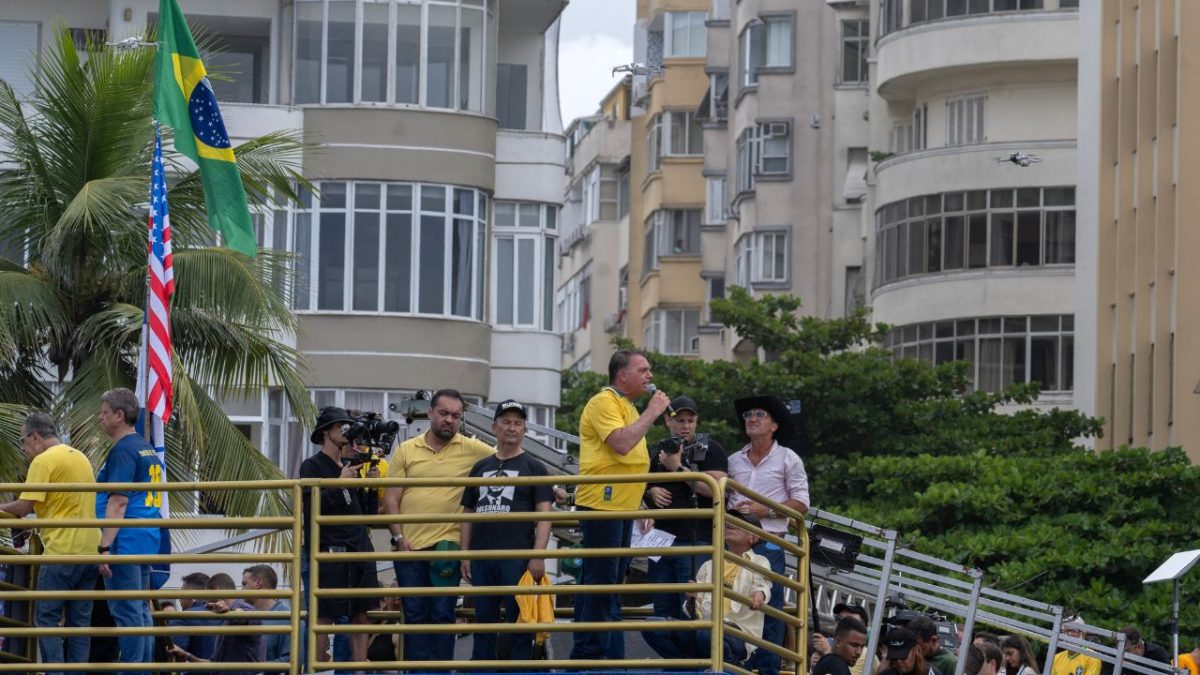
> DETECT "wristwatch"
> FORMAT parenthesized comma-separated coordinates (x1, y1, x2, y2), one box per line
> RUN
(389, 535, 404, 548)
(98, 545, 111, 553)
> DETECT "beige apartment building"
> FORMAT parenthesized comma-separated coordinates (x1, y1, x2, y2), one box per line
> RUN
(1078, 0, 1200, 460)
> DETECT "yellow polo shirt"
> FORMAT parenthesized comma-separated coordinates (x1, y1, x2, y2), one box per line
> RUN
(18, 444, 101, 555)
(1179, 654, 1198, 675)
(1052, 650, 1102, 675)
(387, 433, 494, 550)
(575, 387, 649, 511)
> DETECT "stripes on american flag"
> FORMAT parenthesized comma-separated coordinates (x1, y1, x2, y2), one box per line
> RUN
(142, 126, 175, 422)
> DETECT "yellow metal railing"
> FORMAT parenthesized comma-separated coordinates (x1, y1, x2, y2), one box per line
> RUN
(0, 472, 809, 674)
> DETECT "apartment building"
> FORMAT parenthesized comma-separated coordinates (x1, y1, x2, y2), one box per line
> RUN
(0, 0, 567, 473)
(559, 80, 633, 373)
(1078, 0, 1200, 460)
(867, 0, 1080, 407)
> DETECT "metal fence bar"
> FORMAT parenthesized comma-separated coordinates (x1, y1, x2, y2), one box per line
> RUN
(862, 528, 897, 675)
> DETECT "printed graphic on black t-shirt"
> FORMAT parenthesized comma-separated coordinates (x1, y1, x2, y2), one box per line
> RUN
(460, 452, 553, 551)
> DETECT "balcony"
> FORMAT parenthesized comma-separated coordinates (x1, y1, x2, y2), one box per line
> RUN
(871, 267, 1074, 327)
(875, 11, 1077, 99)
(873, 140, 1075, 205)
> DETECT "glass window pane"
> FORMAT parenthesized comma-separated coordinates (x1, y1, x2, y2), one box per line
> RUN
(427, 5, 456, 108)
(1045, 210, 1076, 264)
(421, 185, 446, 212)
(384, 213, 412, 312)
(387, 184, 412, 211)
(317, 212, 345, 310)
(943, 215, 964, 270)
(419, 215, 445, 313)
(1016, 211, 1041, 266)
(517, 238, 535, 324)
(476, 225, 486, 320)
(294, 212, 312, 310)
(495, 202, 515, 228)
(451, 219, 473, 317)
(765, 18, 791, 67)
(353, 211, 379, 311)
(519, 203, 540, 227)
(927, 220, 942, 273)
(454, 188, 474, 216)
(990, 189, 1013, 208)
(968, 214, 988, 268)
(460, 8, 484, 111)
(1004, 336, 1026, 387)
(944, 192, 964, 212)
(1017, 187, 1040, 208)
(907, 220, 925, 275)
(496, 63, 528, 130)
(989, 212, 1014, 266)
(1062, 335, 1075, 391)
(1031, 315, 1059, 332)
(294, 3, 322, 103)
(978, 338, 1002, 392)
(543, 236, 555, 331)
(1004, 317, 1027, 333)
(1044, 187, 1075, 206)
(665, 311, 683, 353)
(396, 5, 421, 104)
(361, 3, 389, 102)
(356, 183, 380, 210)
(326, 0, 356, 103)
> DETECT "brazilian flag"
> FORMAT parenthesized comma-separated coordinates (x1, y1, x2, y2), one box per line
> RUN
(152, 0, 256, 257)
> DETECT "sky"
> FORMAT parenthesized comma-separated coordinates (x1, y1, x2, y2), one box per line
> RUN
(557, 0, 636, 126)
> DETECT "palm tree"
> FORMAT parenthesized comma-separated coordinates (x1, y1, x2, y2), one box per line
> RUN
(0, 27, 315, 522)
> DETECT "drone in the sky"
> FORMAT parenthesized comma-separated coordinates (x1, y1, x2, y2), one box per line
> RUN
(996, 152, 1043, 167)
(612, 63, 665, 77)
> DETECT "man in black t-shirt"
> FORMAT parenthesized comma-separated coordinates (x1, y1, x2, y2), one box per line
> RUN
(642, 396, 728, 619)
(813, 617, 869, 675)
(459, 400, 553, 661)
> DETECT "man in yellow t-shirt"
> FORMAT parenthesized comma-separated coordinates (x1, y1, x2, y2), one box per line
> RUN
(383, 389, 494, 663)
(570, 349, 671, 660)
(1051, 617, 1103, 675)
(0, 413, 100, 669)
(1179, 644, 1200, 675)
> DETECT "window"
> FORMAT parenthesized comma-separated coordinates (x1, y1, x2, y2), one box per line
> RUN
(891, 122, 913, 154)
(665, 11, 706, 57)
(706, 176, 727, 224)
(874, 187, 1075, 288)
(617, 166, 630, 218)
(879, 0, 902, 36)
(494, 201, 558, 330)
(910, 0, 1045, 26)
(496, 64, 528, 130)
(736, 231, 788, 285)
(174, 15, 271, 104)
(706, 276, 725, 323)
(291, 181, 487, 320)
(644, 308, 701, 355)
(557, 264, 591, 333)
(735, 236, 753, 288)
(947, 94, 986, 146)
(644, 210, 702, 270)
(647, 114, 663, 173)
(665, 111, 704, 156)
(839, 20, 868, 84)
(886, 315, 1073, 393)
(741, 15, 793, 86)
(913, 104, 928, 150)
(579, 164, 620, 225)
(0, 21, 40, 98)
(844, 267, 865, 314)
(294, 0, 491, 112)
(736, 121, 792, 193)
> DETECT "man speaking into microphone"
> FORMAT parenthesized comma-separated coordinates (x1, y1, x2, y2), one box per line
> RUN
(570, 349, 671, 660)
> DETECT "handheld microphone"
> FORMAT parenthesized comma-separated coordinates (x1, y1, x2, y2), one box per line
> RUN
(646, 384, 675, 417)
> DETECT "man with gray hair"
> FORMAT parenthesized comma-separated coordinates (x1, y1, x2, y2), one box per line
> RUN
(0, 413, 101, 674)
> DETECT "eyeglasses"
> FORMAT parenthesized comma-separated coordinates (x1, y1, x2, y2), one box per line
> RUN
(741, 410, 770, 420)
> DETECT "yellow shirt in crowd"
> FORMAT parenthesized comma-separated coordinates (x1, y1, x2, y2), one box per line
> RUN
(387, 432, 494, 551)
(1052, 650, 1102, 675)
(18, 444, 101, 555)
(575, 387, 649, 512)
(358, 457, 389, 503)
(1179, 653, 1198, 675)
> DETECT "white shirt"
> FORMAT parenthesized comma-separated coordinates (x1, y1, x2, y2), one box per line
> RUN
(726, 441, 809, 533)
(695, 552, 774, 655)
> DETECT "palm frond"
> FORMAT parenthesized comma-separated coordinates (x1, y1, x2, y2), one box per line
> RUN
(0, 269, 70, 356)
(0, 403, 37, 488)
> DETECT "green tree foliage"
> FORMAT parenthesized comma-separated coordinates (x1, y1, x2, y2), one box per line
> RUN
(557, 286, 1197, 638)
(0, 28, 314, 520)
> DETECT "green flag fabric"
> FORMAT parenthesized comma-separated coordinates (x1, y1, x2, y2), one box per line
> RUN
(152, 0, 256, 257)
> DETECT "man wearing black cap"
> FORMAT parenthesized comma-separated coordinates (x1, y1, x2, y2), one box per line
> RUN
(298, 406, 381, 665)
(879, 627, 940, 675)
(642, 395, 728, 620)
(459, 400, 553, 661)
(727, 394, 810, 675)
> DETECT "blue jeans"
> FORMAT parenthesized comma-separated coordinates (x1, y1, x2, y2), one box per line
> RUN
(647, 542, 710, 619)
(749, 539, 786, 675)
(641, 624, 748, 665)
(36, 563, 98, 675)
(470, 558, 532, 661)
(569, 514, 632, 660)
(393, 557, 457, 662)
(105, 563, 153, 672)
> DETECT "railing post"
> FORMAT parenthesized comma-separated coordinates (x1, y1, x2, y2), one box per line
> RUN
(290, 483, 303, 675)
(1043, 606, 1064, 675)
(863, 528, 898, 675)
(712, 477, 727, 673)
(954, 570, 985, 675)
(307, 485, 320, 673)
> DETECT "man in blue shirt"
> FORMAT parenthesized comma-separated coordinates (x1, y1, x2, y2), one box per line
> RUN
(96, 388, 165, 672)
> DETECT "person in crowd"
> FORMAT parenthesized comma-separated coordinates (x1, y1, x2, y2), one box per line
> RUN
(459, 400, 553, 661)
(975, 632, 1002, 649)
(812, 617, 869, 675)
(168, 573, 262, 674)
(910, 615, 957, 675)
(812, 604, 874, 675)
(1051, 616, 1101, 675)
(640, 511, 772, 665)
(877, 628, 940, 675)
(965, 643, 1004, 675)
(242, 565, 289, 664)
(569, 349, 670, 660)
(1001, 634, 1041, 675)
(1178, 643, 1200, 675)
(727, 394, 810, 675)
(383, 389, 494, 663)
(641, 396, 728, 620)
(0, 413, 101, 675)
(299, 406, 381, 664)
(367, 582, 402, 664)
(1100, 626, 1172, 675)
(96, 388, 165, 671)
(171, 572, 218, 661)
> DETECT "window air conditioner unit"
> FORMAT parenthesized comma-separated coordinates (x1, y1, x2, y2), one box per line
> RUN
(763, 121, 789, 138)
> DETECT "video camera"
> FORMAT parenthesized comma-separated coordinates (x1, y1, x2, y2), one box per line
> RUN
(343, 411, 400, 452)
(655, 432, 710, 468)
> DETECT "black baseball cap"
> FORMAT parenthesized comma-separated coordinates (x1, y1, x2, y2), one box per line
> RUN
(886, 627, 918, 661)
(670, 396, 699, 414)
(493, 399, 527, 419)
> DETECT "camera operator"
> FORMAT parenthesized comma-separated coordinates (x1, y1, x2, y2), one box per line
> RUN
(298, 406, 381, 665)
(641, 396, 727, 621)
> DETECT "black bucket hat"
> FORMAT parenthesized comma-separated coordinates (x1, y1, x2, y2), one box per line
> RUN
(310, 406, 354, 444)
(734, 395, 795, 446)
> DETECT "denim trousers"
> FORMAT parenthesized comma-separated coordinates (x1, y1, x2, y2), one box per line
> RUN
(749, 539, 786, 675)
(569, 514, 632, 660)
(393, 558, 457, 662)
(104, 563, 153, 674)
(640, 625, 748, 665)
(36, 563, 99, 675)
(646, 541, 710, 619)
(469, 558, 532, 661)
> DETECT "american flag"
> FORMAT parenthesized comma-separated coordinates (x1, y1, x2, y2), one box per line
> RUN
(138, 126, 175, 425)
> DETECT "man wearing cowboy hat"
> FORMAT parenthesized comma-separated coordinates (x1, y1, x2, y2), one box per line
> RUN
(298, 406, 381, 664)
(727, 394, 810, 675)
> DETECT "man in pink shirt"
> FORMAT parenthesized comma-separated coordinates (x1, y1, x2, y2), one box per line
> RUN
(726, 394, 810, 675)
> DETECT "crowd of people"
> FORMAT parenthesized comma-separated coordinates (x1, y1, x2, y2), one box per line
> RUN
(2, 351, 1193, 675)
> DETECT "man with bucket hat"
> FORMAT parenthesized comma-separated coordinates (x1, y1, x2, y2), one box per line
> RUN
(726, 394, 810, 675)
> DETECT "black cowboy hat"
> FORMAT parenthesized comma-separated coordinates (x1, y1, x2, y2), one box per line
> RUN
(734, 394, 796, 446)
(310, 406, 355, 444)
